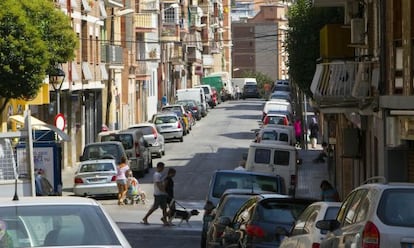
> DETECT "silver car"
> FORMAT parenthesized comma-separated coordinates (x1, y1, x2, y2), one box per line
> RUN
(153, 112, 184, 142)
(0, 196, 131, 247)
(128, 123, 165, 158)
(73, 159, 118, 197)
(316, 179, 414, 248)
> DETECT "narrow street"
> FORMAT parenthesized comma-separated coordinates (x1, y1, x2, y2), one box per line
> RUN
(62, 99, 329, 248)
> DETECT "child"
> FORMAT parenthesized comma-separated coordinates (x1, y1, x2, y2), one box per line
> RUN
(126, 170, 146, 204)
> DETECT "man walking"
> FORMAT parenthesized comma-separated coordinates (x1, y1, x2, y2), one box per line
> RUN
(141, 162, 170, 226)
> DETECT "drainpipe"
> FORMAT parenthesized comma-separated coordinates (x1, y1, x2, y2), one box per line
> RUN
(379, 0, 387, 177)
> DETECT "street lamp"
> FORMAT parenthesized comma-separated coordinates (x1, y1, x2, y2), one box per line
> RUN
(49, 66, 66, 114)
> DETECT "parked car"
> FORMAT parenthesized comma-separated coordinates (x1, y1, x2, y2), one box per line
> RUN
(279, 201, 341, 248)
(254, 125, 296, 146)
(97, 129, 153, 177)
(161, 104, 191, 134)
(262, 101, 292, 121)
(242, 84, 260, 99)
(73, 159, 118, 197)
(261, 112, 290, 127)
(221, 194, 316, 248)
(203, 189, 267, 248)
(206, 170, 286, 208)
(176, 99, 202, 121)
(176, 88, 208, 117)
(0, 196, 131, 247)
(245, 142, 300, 195)
(195, 84, 215, 108)
(269, 91, 292, 102)
(127, 123, 165, 158)
(152, 112, 184, 142)
(316, 179, 414, 248)
(79, 141, 128, 165)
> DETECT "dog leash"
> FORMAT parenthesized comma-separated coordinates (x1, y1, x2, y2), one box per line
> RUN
(171, 199, 187, 209)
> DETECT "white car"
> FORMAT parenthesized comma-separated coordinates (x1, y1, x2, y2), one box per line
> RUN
(0, 196, 131, 247)
(316, 180, 414, 248)
(128, 123, 165, 158)
(73, 159, 118, 197)
(279, 201, 341, 248)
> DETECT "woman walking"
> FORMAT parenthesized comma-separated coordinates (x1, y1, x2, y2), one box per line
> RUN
(116, 156, 130, 205)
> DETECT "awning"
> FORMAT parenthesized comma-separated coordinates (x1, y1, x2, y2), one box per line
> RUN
(8, 115, 70, 142)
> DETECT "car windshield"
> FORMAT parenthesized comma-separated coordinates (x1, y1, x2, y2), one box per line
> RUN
(79, 162, 115, 173)
(0, 205, 120, 247)
(212, 173, 280, 198)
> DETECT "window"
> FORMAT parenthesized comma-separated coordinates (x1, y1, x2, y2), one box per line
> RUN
(254, 148, 270, 164)
(337, 189, 367, 226)
(291, 205, 319, 236)
(274, 150, 290, 166)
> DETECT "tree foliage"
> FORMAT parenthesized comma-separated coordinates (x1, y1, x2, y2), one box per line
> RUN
(0, 0, 77, 114)
(285, 0, 343, 97)
(241, 70, 273, 94)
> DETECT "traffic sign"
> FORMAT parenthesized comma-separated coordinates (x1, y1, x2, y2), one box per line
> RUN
(54, 113, 66, 131)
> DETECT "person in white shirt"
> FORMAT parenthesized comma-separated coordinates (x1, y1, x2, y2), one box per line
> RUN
(141, 162, 170, 226)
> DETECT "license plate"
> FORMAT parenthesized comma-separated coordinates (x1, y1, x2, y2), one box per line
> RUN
(402, 243, 413, 248)
(88, 178, 104, 183)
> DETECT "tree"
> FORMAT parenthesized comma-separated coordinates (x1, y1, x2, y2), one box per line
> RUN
(241, 70, 273, 96)
(0, 0, 77, 115)
(285, 0, 343, 97)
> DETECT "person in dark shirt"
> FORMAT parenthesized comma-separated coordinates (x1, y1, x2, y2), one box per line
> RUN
(320, 180, 340, 202)
(164, 168, 176, 223)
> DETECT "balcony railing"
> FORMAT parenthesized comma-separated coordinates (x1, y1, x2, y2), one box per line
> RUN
(134, 13, 158, 30)
(310, 61, 379, 106)
(160, 24, 180, 42)
(101, 45, 123, 65)
(187, 47, 202, 63)
(139, 0, 159, 11)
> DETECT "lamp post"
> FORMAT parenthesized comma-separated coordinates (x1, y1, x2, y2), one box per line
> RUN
(49, 66, 66, 115)
(159, 3, 179, 105)
(104, 8, 134, 129)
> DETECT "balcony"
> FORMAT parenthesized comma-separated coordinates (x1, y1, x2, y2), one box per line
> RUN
(310, 61, 379, 112)
(187, 47, 202, 63)
(101, 45, 123, 66)
(139, 0, 159, 11)
(134, 13, 158, 30)
(134, 61, 151, 76)
(161, 24, 180, 42)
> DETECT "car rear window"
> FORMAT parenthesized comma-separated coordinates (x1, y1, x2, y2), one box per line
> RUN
(80, 162, 115, 173)
(155, 115, 178, 124)
(212, 173, 282, 198)
(258, 201, 310, 223)
(131, 126, 153, 135)
(378, 188, 414, 227)
(220, 195, 253, 217)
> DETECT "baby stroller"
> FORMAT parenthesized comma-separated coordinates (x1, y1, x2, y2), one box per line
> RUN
(124, 183, 145, 205)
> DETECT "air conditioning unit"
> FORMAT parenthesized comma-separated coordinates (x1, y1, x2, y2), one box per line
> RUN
(351, 18, 365, 44)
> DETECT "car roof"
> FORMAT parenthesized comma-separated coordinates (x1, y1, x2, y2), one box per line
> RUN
(78, 159, 116, 164)
(308, 201, 342, 208)
(249, 142, 297, 150)
(154, 112, 179, 117)
(356, 182, 414, 190)
(258, 194, 317, 202)
(0, 196, 101, 206)
(214, 169, 284, 178)
(128, 123, 156, 128)
(222, 188, 273, 196)
(85, 141, 123, 146)
(118, 129, 144, 135)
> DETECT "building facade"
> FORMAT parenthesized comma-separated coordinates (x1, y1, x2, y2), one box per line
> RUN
(311, 0, 414, 198)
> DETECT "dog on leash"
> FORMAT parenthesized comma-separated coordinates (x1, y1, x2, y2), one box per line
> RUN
(168, 209, 200, 227)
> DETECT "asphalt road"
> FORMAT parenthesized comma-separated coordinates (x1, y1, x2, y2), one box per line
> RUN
(62, 99, 328, 247)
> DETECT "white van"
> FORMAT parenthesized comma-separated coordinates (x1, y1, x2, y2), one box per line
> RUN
(176, 88, 207, 117)
(245, 142, 299, 195)
(194, 84, 214, 108)
(232, 78, 257, 90)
